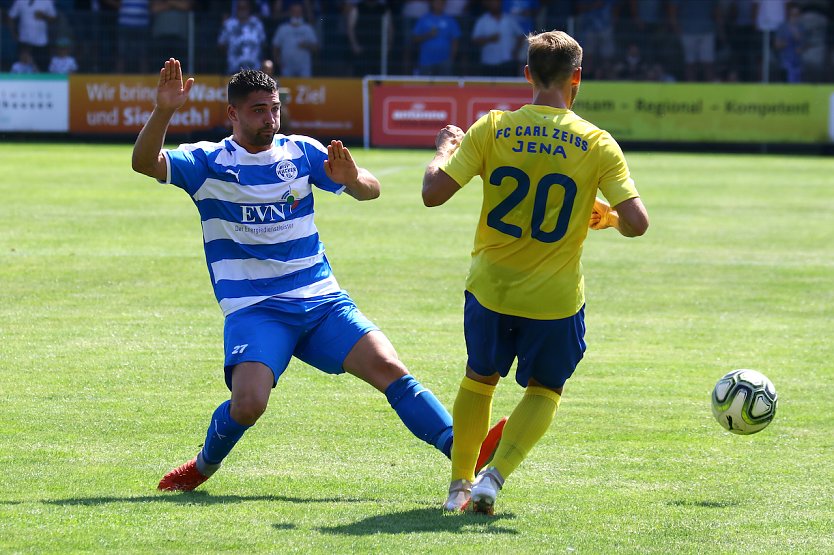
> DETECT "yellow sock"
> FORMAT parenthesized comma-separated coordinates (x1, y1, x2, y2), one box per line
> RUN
(491, 386, 561, 480)
(451, 376, 496, 482)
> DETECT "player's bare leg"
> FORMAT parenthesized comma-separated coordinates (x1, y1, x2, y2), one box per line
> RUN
(158, 362, 272, 491)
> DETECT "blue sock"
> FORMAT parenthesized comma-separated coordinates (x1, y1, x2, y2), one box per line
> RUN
(385, 375, 454, 458)
(200, 400, 251, 465)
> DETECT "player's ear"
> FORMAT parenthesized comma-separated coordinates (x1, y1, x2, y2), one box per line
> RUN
(571, 67, 582, 86)
(227, 104, 238, 123)
(523, 65, 533, 84)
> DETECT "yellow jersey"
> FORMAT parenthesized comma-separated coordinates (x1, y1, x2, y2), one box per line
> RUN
(442, 104, 639, 319)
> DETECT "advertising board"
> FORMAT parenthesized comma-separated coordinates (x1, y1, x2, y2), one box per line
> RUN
(0, 74, 69, 132)
(368, 80, 833, 147)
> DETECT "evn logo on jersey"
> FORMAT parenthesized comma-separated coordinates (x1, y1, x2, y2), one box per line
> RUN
(240, 189, 301, 222)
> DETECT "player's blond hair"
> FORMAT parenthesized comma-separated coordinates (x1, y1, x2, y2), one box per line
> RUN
(526, 31, 583, 89)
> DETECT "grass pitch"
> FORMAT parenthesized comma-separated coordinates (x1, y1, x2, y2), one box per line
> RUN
(0, 142, 832, 553)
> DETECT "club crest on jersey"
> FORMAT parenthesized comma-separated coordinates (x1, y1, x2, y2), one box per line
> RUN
(276, 160, 298, 181)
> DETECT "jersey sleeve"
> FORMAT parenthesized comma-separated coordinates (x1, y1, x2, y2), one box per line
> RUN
(596, 132, 639, 207)
(272, 26, 283, 47)
(450, 19, 462, 39)
(471, 17, 487, 39)
(412, 17, 429, 35)
(300, 138, 345, 194)
(303, 26, 318, 45)
(440, 113, 490, 187)
(162, 145, 209, 197)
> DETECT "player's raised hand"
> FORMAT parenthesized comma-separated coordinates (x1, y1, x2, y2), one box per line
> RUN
(324, 140, 360, 184)
(589, 197, 620, 230)
(155, 58, 194, 112)
(435, 124, 465, 152)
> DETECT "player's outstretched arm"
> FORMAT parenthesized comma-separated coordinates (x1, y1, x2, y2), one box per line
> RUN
(323, 140, 380, 200)
(422, 125, 464, 207)
(132, 58, 194, 181)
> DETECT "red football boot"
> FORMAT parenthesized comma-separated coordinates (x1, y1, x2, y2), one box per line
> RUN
(157, 458, 210, 492)
(475, 416, 508, 473)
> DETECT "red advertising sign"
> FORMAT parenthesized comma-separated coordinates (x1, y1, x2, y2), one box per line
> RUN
(371, 83, 531, 147)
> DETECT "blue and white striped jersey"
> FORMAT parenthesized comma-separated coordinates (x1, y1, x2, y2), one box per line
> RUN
(162, 135, 345, 316)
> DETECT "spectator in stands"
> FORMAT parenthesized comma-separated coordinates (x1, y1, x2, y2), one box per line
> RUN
(536, 0, 574, 36)
(502, 0, 539, 33)
(234, 0, 287, 41)
(445, 0, 470, 19)
(575, 0, 618, 79)
(471, 0, 525, 77)
(219, 0, 268, 75)
(49, 1, 74, 52)
(724, 0, 759, 81)
(627, 0, 678, 76)
(269, 0, 316, 22)
(754, 0, 787, 81)
(150, 0, 193, 68)
(232, 0, 272, 19)
(114, 0, 151, 74)
(412, 0, 462, 76)
(7, 0, 56, 71)
(271, 1, 319, 77)
(48, 36, 78, 73)
(10, 45, 39, 73)
(795, 0, 829, 82)
(774, 2, 805, 82)
(314, 0, 352, 76)
(444, 0, 473, 73)
(614, 41, 649, 80)
(670, 0, 720, 81)
(503, 0, 539, 64)
(347, 0, 393, 76)
(755, 0, 788, 33)
(399, 1, 430, 74)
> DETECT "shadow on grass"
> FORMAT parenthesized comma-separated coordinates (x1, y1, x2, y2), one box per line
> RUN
(316, 507, 518, 536)
(668, 499, 740, 508)
(37, 492, 367, 506)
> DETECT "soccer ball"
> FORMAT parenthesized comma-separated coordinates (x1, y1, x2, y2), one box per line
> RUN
(711, 369, 778, 435)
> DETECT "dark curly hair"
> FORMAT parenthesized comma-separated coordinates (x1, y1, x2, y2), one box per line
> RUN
(227, 69, 278, 106)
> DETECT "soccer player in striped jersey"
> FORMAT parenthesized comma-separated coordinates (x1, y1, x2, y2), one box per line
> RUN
(422, 31, 650, 514)
(133, 58, 504, 492)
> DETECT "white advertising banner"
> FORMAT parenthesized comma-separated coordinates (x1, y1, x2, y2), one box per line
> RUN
(0, 75, 69, 132)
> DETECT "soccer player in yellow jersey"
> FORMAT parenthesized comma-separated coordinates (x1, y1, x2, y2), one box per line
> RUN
(422, 30, 649, 514)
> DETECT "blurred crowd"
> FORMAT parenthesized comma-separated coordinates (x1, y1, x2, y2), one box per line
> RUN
(3, 0, 833, 84)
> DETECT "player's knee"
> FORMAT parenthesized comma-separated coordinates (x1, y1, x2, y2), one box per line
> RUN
(378, 356, 408, 380)
(230, 396, 268, 426)
(365, 356, 408, 391)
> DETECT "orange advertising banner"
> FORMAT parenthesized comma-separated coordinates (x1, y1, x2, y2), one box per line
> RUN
(68, 75, 364, 140)
(281, 78, 364, 139)
(69, 74, 228, 134)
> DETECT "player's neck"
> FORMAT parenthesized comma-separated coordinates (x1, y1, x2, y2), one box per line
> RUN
(531, 88, 571, 110)
(232, 135, 273, 154)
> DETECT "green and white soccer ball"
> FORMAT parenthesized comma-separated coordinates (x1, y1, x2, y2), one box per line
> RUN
(711, 369, 778, 435)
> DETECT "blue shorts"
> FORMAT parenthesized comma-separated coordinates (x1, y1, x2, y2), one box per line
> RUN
(463, 291, 586, 389)
(222, 292, 378, 390)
